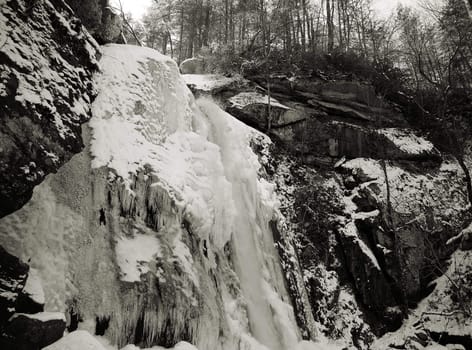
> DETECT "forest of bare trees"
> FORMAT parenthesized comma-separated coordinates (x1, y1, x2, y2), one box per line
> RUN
(137, 0, 387, 63)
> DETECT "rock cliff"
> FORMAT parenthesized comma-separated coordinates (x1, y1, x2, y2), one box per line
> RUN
(0, 0, 99, 217)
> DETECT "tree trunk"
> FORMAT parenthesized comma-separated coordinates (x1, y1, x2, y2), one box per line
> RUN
(225, 0, 229, 44)
(457, 157, 472, 207)
(326, 0, 334, 53)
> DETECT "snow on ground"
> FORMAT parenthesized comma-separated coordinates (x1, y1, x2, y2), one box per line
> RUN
(44, 330, 107, 350)
(182, 74, 240, 91)
(46, 329, 201, 350)
(121, 342, 198, 350)
(376, 128, 435, 155)
(22, 267, 45, 305)
(228, 92, 290, 110)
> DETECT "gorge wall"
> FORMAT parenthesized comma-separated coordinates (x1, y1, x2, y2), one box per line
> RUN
(0, 2, 472, 350)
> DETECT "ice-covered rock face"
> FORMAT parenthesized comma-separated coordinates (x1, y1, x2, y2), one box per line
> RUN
(0, 44, 337, 350)
(0, 0, 99, 217)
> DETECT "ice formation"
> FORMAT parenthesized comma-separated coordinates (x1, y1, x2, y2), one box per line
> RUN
(0, 44, 341, 350)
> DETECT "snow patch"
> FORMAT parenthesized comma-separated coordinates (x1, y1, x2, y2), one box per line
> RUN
(10, 311, 65, 322)
(121, 342, 198, 350)
(115, 234, 161, 283)
(376, 128, 435, 155)
(22, 268, 45, 305)
(43, 330, 106, 350)
(229, 92, 290, 110)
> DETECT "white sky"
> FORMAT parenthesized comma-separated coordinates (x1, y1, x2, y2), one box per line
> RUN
(115, 0, 419, 21)
(373, 0, 420, 18)
(111, 0, 152, 19)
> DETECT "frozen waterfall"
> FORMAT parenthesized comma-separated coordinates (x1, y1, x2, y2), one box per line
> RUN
(0, 44, 336, 350)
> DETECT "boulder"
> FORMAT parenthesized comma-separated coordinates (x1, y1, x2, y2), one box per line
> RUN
(5, 312, 66, 349)
(0, 0, 99, 217)
(182, 74, 245, 95)
(226, 92, 295, 130)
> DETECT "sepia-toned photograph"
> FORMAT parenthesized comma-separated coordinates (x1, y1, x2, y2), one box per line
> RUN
(0, 0, 471, 349)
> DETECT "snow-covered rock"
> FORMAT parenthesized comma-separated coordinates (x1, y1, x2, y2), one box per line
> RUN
(4, 312, 66, 349)
(226, 91, 310, 131)
(373, 250, 472, 350)
(182, 74, 243, 94)
(0, 0, 99, 217)
(340, 157, 471, 312)
(16, 267, 45, 315)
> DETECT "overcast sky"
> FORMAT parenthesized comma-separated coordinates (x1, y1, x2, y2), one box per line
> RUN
(114, 0, 419, 21)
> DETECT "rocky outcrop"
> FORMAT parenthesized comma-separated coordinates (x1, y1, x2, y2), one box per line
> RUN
(65, 0, 121, 44)
(0, 0, 99, 217)
(0, 245, 29, 328)
(226, 92, 299, 130)
(182, 74, 247, 97)
(253, 76, 407, 127)
(338, 158, 471, 317)
(16, 268, 45, 314)
(0, 246, 53, 349)
(186, 75, 440, 165)
(373, 250, 472, 350)
(4, 312, 66, 349)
